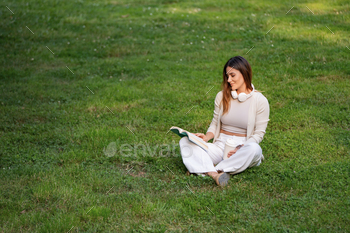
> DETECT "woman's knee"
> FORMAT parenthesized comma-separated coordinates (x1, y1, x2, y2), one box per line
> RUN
(179, 138, 194, 158)
(245, 142, 262, 155)
(179, 137, 190, 146)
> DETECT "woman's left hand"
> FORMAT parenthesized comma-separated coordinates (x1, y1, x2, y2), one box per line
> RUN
(227, 144, 244, 158)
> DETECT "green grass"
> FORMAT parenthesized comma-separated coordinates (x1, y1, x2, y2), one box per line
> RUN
(1, 0, 349, 232)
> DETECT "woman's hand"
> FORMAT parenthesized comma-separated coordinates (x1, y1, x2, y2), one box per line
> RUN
(227, 144, 244, 158)
(195, 133, 208, 142)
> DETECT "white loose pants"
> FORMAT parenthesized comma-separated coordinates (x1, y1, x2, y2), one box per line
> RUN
(179, 133, 264, 174)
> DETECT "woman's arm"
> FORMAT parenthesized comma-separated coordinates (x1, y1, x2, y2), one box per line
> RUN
(195, 91, 222, 142)
(206, 91, 222, 137)
(246, 94, 270, 144)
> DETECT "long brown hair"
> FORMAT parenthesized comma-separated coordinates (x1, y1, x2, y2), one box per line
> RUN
(221, 56, 253, 114)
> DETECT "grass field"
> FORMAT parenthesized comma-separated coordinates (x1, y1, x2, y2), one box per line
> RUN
(1, 0, 349, 232)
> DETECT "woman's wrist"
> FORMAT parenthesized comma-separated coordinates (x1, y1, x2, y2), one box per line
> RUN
(205, 132, 214, 142)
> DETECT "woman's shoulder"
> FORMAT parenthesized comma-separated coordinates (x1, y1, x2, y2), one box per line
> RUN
(215, 90, 223, 99)
(254, 91, 269, 104)
(214, 91, 224, 106)
(214, 90, 224, 101)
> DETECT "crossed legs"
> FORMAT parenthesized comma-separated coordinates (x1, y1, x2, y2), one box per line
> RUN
(179, 137, 263, 183)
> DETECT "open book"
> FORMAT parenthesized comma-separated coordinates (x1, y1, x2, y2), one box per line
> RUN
(170, 126, 209, 152)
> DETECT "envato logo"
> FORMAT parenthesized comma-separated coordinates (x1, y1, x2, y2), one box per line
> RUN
(103, 140, 193, 158)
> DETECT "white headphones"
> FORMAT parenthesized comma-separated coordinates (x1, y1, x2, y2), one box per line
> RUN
(231, 84, 255, 102)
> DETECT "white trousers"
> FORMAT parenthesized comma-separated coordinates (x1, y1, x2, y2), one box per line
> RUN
(179, 133, 264, 174)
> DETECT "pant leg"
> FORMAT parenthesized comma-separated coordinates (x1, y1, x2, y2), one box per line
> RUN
(179, 137, 223, 173)
(214, 142, 263, 174)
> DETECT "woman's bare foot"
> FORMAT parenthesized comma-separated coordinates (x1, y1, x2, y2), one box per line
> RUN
(207, 170, 223, 177)
(206, 171, 219, 178)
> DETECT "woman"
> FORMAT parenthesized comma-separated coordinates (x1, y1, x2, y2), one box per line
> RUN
(179, 56, 270, 186)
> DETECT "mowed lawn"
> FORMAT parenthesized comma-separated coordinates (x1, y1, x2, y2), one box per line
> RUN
(1, 0, 349, 232)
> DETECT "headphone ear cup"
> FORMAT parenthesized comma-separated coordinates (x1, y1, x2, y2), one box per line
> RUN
(237, 93, 247, 102)
(233, 84, 255, 102)
(231, 91, 238, 99)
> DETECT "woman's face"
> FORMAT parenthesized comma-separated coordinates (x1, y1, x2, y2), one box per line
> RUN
(226, 66, 246, 92)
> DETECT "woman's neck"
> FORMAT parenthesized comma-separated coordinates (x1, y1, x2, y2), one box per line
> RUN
(236, 87, 251, 95)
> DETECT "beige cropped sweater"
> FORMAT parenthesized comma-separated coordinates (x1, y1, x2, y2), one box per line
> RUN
(206, 90, 270, 144)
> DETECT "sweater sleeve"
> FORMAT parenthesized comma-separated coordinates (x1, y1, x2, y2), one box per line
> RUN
(245, 94, 270, 144)
(206, 91, 222, 135)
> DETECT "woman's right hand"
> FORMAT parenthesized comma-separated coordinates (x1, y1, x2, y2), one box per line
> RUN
(195, 133, 207, 142)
